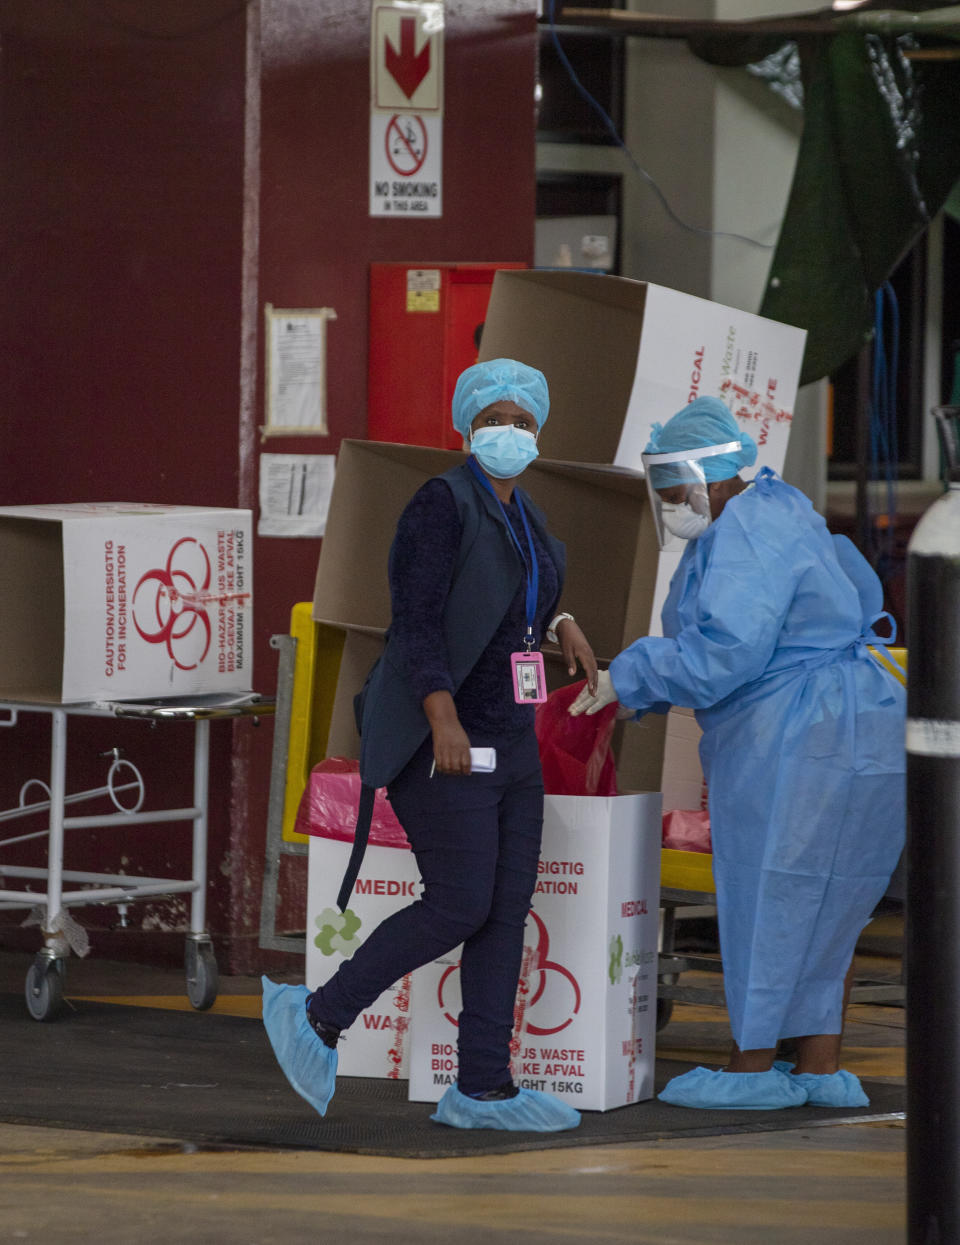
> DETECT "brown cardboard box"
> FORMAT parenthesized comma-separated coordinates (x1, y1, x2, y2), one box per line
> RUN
(312, 440, 658, 664)
(660, 706, 708, 812)
(311, 440, 666, 791)
(0, 503, 253, 703)
(478, 269, 807, 472)
(313, 273, 805, 792)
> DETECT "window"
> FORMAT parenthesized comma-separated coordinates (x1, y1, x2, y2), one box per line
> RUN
(537, 3, 625, 145)
(535, 173, 622, 273)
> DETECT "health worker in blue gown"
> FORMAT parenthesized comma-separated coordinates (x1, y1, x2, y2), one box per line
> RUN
(570, 396, 906, 1112)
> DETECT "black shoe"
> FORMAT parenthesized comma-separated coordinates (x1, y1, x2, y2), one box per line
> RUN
(464, 1081, 520, 1101)
(305, 1004, 341, 1050)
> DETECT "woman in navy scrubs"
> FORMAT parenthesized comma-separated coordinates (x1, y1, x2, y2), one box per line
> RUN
(264, 359, 597, 1132)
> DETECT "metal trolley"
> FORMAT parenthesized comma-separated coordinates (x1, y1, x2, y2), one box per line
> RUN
(0, 694, 273, 1021)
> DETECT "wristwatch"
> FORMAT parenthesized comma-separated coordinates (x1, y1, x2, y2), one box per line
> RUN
(546, 612, 575, 645)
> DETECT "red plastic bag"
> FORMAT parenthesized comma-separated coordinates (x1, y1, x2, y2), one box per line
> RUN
(662, 807, 712, 853)
(294, 757, 410, 849)
(534, 680, 618, 797)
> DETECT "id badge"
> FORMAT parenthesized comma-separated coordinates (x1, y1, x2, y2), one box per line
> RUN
(511, 650, 547, 704)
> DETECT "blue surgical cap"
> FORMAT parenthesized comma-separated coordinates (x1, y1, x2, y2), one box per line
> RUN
(451, 358, 550, 438)
(645, 396, 758, 488)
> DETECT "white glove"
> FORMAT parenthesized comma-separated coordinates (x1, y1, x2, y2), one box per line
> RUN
(568, 668, 619, 717)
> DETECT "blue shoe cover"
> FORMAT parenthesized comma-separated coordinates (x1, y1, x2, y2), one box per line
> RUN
(261, 976, 338, 1117)
(789, 1069, 870, 1108)
(657, 1066, 809, 1110)
(431, 1084, 581, 1132)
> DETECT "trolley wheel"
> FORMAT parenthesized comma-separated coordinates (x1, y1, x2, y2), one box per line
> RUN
(656, 996, 674, 1032)
(185, 939, 219, 1011)
(25, 956, 65, 1022)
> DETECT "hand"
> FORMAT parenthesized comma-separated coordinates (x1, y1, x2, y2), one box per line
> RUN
(431, 720, 473, 774)
(568, 668, 619, 717)
(422, 690, 472, 774)
(556, 617, 599, 696)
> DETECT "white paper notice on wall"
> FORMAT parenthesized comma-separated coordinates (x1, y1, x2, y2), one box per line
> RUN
(263, 305, 337, 438)
(258, 454, 336, 538)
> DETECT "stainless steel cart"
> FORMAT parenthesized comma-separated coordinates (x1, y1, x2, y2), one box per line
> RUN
(0, 694, 273, 1020)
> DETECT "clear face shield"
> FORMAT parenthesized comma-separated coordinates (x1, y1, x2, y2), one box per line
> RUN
(641, 439, 742, 551)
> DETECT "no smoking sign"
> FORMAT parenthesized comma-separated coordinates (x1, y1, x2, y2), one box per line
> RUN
(386, 114, 427, 176)
(370, 112, 442, 218)
(369, 2, 444, 219)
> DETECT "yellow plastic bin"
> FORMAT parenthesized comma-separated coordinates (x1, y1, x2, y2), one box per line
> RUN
(280, 602, 347, 845)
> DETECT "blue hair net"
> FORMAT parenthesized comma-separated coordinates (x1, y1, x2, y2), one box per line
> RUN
(645, 396, 758, 488)
(451, 359, 550, 438)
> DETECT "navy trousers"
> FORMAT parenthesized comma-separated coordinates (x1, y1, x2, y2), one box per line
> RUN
(309, 727, 544, 1094)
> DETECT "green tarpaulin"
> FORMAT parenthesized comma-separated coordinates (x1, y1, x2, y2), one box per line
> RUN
(691, 6, 960, 383)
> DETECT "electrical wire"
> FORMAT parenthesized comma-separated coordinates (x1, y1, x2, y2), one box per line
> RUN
(545, 0, 775, 252)
(868, 280, 900, 572)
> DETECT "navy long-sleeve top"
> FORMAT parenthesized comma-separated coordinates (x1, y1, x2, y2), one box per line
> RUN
(388, 476, 561, 739)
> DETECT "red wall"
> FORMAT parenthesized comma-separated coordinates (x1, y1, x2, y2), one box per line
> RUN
(0, 0, 536, 973)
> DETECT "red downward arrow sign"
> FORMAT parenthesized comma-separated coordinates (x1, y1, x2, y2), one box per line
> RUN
(385, 17, 431, 100)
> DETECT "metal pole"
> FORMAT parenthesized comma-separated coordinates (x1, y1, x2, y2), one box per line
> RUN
(906, 410, 960, 1243)
(45, 709, 68, 934)
(190, 717, 210, 935)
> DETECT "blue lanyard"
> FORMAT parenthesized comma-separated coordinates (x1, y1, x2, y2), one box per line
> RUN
(468, 456, 539, 650)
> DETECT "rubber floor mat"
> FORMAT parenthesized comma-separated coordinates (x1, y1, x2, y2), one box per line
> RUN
(0, 994, 904, 1157)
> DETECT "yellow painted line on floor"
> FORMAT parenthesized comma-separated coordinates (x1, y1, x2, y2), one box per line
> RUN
(667, 1001, 904, 1027)
(0, 1180, 905, 1233)
(667, 1004, 730, 1023)
(836, 1047, 905, 1078)
(68, 995, 263, 1019)
(0, 1143, 906, 1179)
(655, 1046, 732, 1065)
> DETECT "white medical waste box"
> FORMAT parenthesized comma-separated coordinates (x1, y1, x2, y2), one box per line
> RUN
(407, 792, 662, 1112)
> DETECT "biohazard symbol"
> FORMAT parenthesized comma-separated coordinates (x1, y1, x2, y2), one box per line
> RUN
(132, 537, 212, 670)
(608, 933, 623, 985)
(314, 906, 362, 957)
(437, 909, 582, 1036)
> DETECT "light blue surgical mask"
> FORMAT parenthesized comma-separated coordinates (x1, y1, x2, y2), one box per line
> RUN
(469, 425, 539, 479)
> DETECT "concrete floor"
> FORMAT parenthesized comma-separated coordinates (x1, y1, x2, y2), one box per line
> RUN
(0, 926, 906, 1245)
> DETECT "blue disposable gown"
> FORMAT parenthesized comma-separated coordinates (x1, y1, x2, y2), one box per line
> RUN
(610, 468, 905, 1049)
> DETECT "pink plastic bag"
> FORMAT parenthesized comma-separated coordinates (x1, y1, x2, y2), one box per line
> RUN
(662, 807, 712, 853)
(534, 680, 618, 797)
(294, 757, 410, 849)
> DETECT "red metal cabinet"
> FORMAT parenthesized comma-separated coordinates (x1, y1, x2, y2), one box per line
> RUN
(368, 262, 526, 449)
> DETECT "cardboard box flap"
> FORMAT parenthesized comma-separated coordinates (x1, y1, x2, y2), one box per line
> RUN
(312, 441, 463, 633)
(0, 518, 65, 700)
(520, 462, 656, 660)
(313, 441, 657, 661)
(479, 270, 649, 465)
(0, 502, 241, 520)
(477, 268, 807, 474)
(483, 267, 650, 315)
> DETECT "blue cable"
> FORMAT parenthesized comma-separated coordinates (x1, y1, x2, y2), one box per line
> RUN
(868, 282, 899, 570)
(544, 0, 774, 252)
